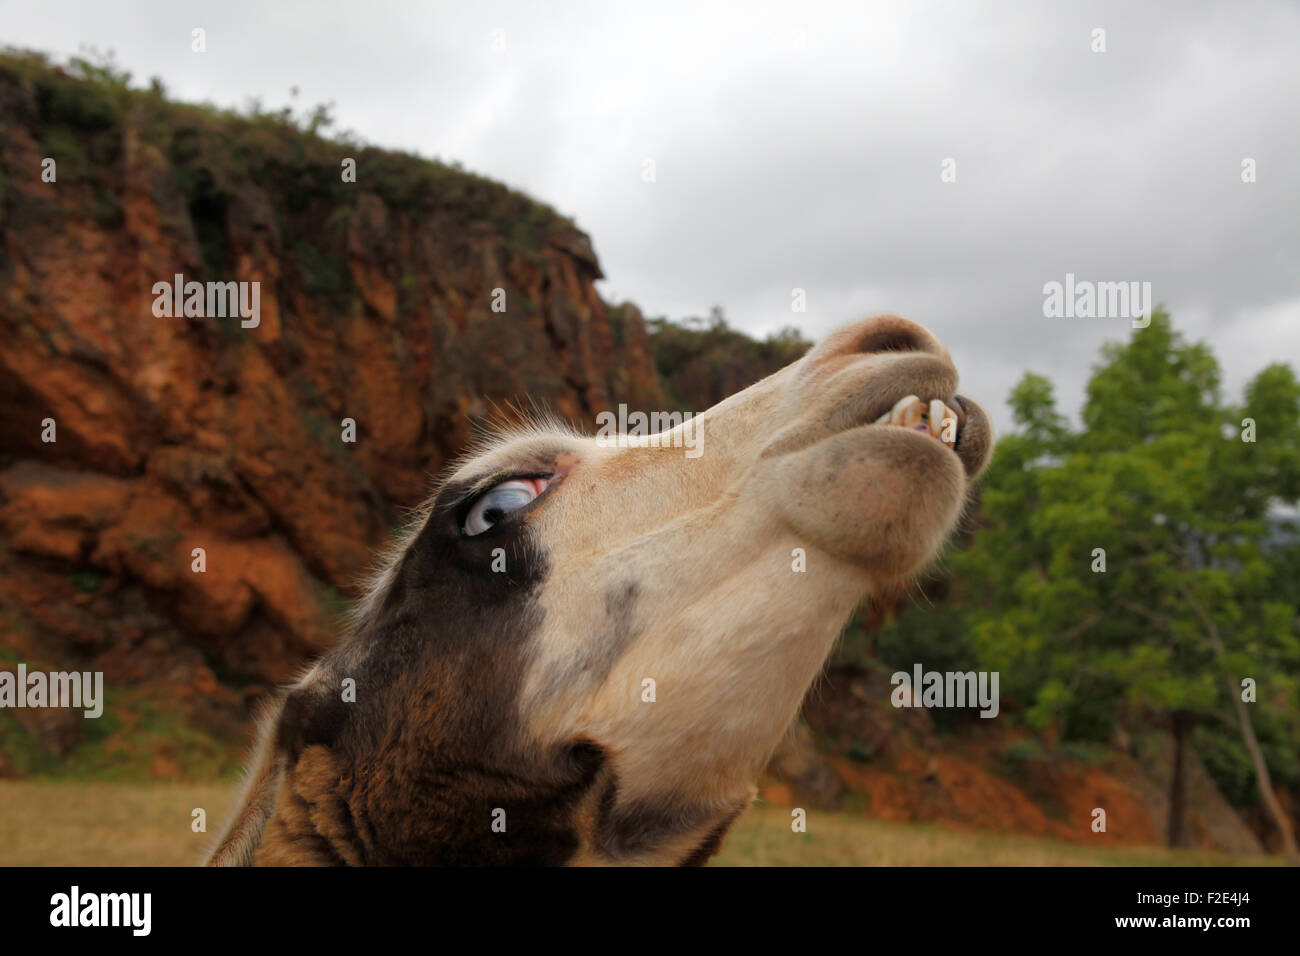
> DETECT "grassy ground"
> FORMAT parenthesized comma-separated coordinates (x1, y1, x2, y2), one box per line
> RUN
(0, 780, 234, 866)
(0, 781, 1277, 866)
(716, 804, 1276, 866)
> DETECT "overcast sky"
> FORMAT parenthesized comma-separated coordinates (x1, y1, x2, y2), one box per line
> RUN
(4, 0, 1298, 431)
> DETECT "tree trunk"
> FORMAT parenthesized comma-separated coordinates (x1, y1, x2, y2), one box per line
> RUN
(1225, 675, 1299, 858)
(1178, 582, 1299, 859)
(1168, 711, 1191, 848)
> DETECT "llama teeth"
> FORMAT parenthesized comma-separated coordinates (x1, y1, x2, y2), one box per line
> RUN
(901, 401, 926, 430)
(939, 404, 959, 446)
(888, 394, 920, 426)
(874, 395, 959, 447)
(928, 399, 946, 438)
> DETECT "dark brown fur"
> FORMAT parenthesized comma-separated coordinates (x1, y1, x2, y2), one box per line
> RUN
(214, 475, 617, 865)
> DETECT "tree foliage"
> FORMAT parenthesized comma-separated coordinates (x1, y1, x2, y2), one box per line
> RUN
(947, 310, 1300, 849)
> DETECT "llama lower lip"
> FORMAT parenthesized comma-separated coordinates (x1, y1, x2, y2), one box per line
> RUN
(907, 423, 961, 454)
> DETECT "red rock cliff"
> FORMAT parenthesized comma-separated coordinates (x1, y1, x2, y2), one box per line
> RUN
(0, 53, 663, 773)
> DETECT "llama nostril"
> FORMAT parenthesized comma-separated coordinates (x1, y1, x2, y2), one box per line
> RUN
(851, 317, 936, 356)
(856, 329, 921, 354)
(805, 315, 946, 376)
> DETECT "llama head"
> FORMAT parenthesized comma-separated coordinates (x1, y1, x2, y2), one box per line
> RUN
(208, 314, 993, 866)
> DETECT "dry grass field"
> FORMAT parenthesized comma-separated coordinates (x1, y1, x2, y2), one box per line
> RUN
(0, 781, 234, 866)
(0, 781, 1277, 866)
(714, 804, 1277, 866)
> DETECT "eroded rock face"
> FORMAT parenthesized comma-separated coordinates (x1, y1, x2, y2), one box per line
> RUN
(0, 60, 663, 771)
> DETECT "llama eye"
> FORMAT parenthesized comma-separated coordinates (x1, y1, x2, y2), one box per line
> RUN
(462, 478, 547, 536)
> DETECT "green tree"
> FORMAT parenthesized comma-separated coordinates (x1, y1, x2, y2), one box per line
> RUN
(961, 310, 1300, 856)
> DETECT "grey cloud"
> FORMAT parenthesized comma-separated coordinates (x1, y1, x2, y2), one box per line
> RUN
(7, 0, 1298, 431)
